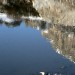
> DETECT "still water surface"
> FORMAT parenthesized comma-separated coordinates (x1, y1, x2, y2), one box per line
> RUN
(0, 20, 75, 75)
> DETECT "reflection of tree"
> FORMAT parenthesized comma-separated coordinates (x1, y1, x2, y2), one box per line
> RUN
(24, 19, 47, 30)
(4, 20, 21, 27)
(4, 4, 39, 17)
(0, 0, 39, 17)
(24, 19, 44, 28)
(0, 15, 21, 27)
(0, 20, 3, 24)
(0, 0, 39, 27)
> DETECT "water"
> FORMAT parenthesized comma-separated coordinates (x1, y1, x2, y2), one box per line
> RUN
(0, 1, 75, 75)
(0, 19, 75, 75)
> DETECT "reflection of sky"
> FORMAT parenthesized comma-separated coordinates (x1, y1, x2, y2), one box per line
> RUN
(0, 21, 75, 75)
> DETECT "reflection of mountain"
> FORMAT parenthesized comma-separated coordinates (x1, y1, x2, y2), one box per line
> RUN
(0, 9, 75, 63)
(42, 25, 75, 63)
(0, 0, 75, 63)
(24, 19, 75, 63)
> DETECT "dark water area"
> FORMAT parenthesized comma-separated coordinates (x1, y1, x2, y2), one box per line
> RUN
(0, 1, 75, 75)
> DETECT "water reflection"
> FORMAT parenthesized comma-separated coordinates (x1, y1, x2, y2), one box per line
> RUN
(0, 3, 75, 74)
(42, 25, 75, 63)
(23, 19, 75, 64)
(0, 12, 75, 63)
(0, 0, 39, 17)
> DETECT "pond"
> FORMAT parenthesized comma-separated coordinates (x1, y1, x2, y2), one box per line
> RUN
(0, 14, 75, 75)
